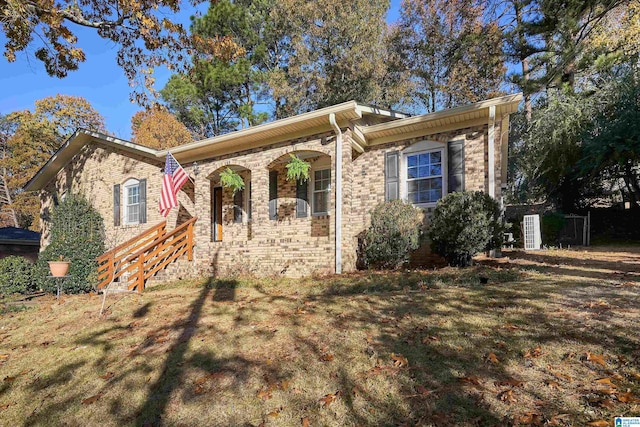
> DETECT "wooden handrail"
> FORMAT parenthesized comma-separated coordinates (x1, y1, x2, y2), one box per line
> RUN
(96, 217, 197, 292)
(97, 221, 166, 264)
(125, 217, 197, 262)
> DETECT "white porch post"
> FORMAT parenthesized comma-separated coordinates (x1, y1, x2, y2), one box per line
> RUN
(329, 113, 342, 274)
(487, 105, 496, 198)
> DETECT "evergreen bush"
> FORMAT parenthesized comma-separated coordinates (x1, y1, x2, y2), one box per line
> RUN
(429, 191, 503, 267)
(38, 194, 105, 294)
(0, 256, 37, 296)
(362, 200, 423, 269)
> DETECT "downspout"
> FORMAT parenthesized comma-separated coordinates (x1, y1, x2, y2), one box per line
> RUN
(487, 105, 496, 198)
(329, 113, 342, 274)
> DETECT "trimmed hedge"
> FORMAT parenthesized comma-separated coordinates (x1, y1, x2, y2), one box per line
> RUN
(38, 194, 105, 294)
(362, 200, 423, 269)
(0, 256, 37, 296)
(429, 191, 503, 267)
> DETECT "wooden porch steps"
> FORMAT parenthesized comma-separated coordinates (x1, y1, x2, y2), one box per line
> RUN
(96, 217, 197, 292)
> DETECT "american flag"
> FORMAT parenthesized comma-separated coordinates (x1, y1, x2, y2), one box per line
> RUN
(159, 153, 189, 217)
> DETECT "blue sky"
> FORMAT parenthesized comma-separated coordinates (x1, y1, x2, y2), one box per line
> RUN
(0, 1, 402, 140)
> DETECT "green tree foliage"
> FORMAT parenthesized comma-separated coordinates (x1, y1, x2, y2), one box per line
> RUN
(37, 194, 105, 294)
(270, 0, 411, 116)
(0, 0, 242, 104)
(0, 256, 36, 296)
(581, 65, 640, 207)
(362, 200, 423, 269)
(161, 0, 271, 138)
(429, 192, 503, 267)
(518, 89, 594, 211)
(0, 95, 105, 229)
(395, 0, 505, 112)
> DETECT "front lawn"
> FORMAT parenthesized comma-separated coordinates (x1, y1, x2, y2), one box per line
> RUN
(1, 247, 639, 426)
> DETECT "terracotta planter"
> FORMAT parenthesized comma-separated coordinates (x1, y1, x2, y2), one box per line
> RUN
(48, 261, 70, 277)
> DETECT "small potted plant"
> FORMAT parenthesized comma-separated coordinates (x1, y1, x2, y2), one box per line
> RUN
(48, 255, 70, 277)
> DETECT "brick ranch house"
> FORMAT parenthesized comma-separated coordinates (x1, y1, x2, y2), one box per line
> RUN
(25, 94, 521, 287)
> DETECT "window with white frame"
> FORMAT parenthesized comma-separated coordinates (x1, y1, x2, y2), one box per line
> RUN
(312, 169, 330, 214)
(406, 149, 444, 205)
(124, 179, 141, 224)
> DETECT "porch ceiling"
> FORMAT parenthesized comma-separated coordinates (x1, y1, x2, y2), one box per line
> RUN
(357, 93, 522, 146)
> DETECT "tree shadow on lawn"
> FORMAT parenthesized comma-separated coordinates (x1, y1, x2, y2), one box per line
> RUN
(301, 270, 640, 425)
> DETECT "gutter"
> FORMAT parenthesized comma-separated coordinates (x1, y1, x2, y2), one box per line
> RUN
(329, 113, 342, 274)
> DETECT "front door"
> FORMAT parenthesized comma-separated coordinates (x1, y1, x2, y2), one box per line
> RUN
(213, 186, 223, 241)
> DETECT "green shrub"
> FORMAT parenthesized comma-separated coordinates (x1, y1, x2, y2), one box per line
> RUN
(429, 191, 503, 267)
(362, 200, 423, 269)
(0, 256, 37, 296)
(541, 212, 566, 246)
(38, 194, 105, 294)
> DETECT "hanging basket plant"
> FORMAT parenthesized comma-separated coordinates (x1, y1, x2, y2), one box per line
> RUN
(219, 167, 245, 195)
(285, 154, 311, 182)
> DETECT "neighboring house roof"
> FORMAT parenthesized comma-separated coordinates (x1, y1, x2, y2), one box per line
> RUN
(0, 227, 41, 246)
(24, 94, 522, 192)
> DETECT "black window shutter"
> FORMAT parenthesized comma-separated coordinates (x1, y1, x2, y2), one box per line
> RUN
(448, 140, 465, 193)
(385, 151, 399, 201)
(113, 184, 121, 226)
(139, 179, 147, 223)
(296, 179, 308, 218)
(269, 171, 278, 220)
(234, 190, 243, 223)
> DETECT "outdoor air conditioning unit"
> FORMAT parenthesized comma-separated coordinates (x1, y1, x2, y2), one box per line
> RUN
(523, 214, 541, 250)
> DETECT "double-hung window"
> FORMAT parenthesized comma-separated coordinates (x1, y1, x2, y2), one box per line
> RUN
(312, 169, 330, 214)
(406, 150, 443, 205)
(124, 179, 141, 224)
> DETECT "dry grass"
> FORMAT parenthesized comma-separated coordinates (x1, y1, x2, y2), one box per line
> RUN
(1, 247, 640, 426)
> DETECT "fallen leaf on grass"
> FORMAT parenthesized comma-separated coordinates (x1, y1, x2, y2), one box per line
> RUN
(193, 384, 206, 395)
(502, 323, 520, 330)
(267, 407, 282, 417)
(487, 353, 499, 364)
(301, 417, 310, 427)
(548, 414, 570, 425)
(524, 346, 544, 358)
(3, 376, 16, 382)
(598, 399, 616, 409)
(319, 391, 342, 408)
(586, 420, 610, 427)
(81, 394, 101, 405)
(595, 377, 617, 388)
(0, 402, 15, 411)
(391, 353, 408, 367)
(421, 335, 440, 343)
(458, 376, 482, 388)
(618, 392, 640, 403)
(0, 354, 8, 360)
(495, 378, 524, 388)
(99, 372, 115, 380)
(415, 384, 435, 396)
(545, 380, 560, 389)
(515, 412, 543, 425)
(319, 353, 334, 362)
(549, 369, 574, 382)
(498, 389, 517, 403)
(257, 389, 272, 401)
(586, 352, 607, 367)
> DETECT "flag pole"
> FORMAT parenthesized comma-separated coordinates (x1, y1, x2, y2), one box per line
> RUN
(169, 151, 196, 185)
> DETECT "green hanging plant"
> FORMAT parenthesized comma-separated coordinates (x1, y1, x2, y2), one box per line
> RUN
(285, 154, 311, 182)
(219, 168, 245, 195)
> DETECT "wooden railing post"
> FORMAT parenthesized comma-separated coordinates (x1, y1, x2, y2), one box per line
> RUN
(108, 253, 115, 283)
(136, 255, 144, 292)
(187, 221, 194, 261)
